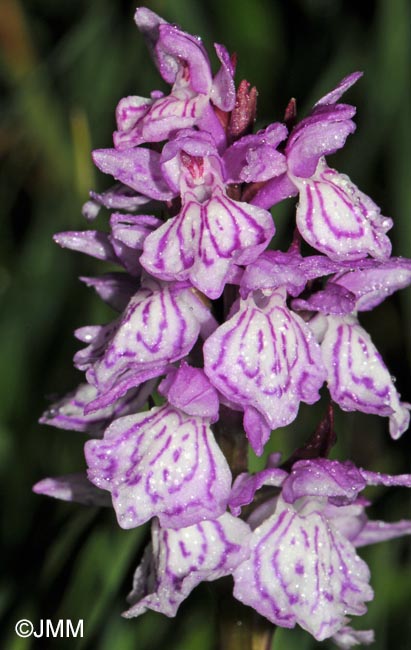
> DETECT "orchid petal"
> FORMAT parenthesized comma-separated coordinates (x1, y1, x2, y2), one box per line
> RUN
(83, 184, 151, 220)
(332, 625, 374, 649)
(115, 95, 153, 131)
(33, 473, 111, 507)
(233, 497, 373, 640)
(353, 519, 411, 548)
(321, 315, 410, 439)
(109, 213, 161, 276)
(292, 283, 356, 315)
(229, 469, 287, 516)
(82, 282, 205, 410)
(39, 382, 154, 436)
(315, 72, 363, 107)
(223, 123, 288, 183)
(158, 363, 220, 421)
(323, 502, 368, 544)
(123, 514, 250, 618)
(250, 172, 298, 209)
(80, 273, 138, 312)
(286, 105, 356, 178)
(360, 469, 411, 489)
(92, 148, 175, 201)
(241, 250, 343, 298)
(156, 24, 212, 91)
(294, 161, 392, 261)
(140, 187, 274, 299)
(134, 7, 166, 57)
(282, 459, 366, 506)
(140, 94, 209, 145)
(53, 231, 117, 264)
(74, 323, 119, 374)
(85, 404, 232, 529)
(113, 95, 153, 149)
(317, 498, 411, 548)
(333, 257, 411, 311)
(204, 289, 326, 454)
(211, 44, 236, 111)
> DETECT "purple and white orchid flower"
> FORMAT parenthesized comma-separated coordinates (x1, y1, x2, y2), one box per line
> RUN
(140, 130, 275, 298)
(204, 287, 326, 454)
(224, 72, 393, 262)
(85, 401, 232, 529)
(123, 513, 250, 618)
(113, 7, 235, 150)
(293, 256, 411, 439)
(231, 458, 411, 645)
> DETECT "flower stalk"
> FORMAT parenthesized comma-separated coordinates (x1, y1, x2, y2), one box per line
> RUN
(218, 585, 275, 650)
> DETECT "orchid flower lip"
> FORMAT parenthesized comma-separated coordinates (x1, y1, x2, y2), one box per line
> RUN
(84, 403, 232, 529)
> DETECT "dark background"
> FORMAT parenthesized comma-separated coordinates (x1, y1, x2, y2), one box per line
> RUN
(1, 0, 411, 648)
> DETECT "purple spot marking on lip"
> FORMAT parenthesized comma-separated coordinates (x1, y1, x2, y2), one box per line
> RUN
(295, 561, 304, 575)
(257, 329, 264, 353)
(126, 473, 142, 487)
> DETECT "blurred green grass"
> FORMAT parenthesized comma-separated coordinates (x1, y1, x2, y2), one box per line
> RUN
(0, 0, 410, 648)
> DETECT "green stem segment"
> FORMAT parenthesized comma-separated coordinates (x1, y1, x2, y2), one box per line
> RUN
(213, 405, 248, 479)
(217, 580, 275, 650)
(213, 407, 276, 650)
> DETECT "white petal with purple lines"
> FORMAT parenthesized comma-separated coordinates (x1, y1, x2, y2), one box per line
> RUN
(140, 186, 274, 299)
(294, 162, 392, 261)
(321, 315, 410, 438)
(39, 381, 154, 436)
(233, 496, 373, 640)
(140, 94, 209, 144)
(83, 281, 205, 410)
(85, 404, 232, 529)
(124, 513, 250, 618)
(204, 289, 326, 454)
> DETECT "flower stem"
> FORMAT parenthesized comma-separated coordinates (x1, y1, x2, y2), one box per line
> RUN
(217, 581, 275, 650)
(213, 405, 248, 478)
